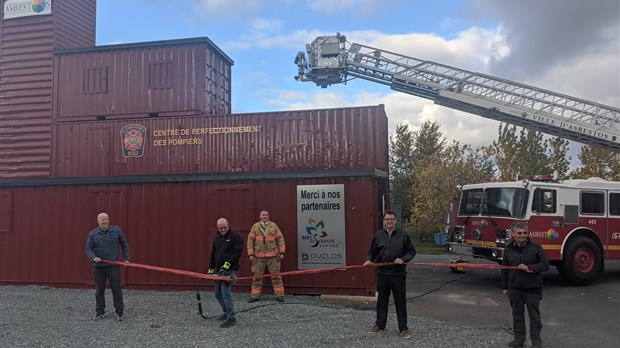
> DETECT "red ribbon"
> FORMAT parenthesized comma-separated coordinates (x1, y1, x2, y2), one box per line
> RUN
(103, 259, 521, 282)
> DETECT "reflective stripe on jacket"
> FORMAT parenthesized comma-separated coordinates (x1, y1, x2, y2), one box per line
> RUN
(247, 221, 285, 258)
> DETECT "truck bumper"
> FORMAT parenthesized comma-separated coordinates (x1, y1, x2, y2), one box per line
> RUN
(446, 242, 504, 262)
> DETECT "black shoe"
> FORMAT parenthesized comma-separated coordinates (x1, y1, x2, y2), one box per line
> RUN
(508, 340, 524, 348)
(216, 314, 227, 321)
(116, 313, 124, 321)
(220, 318, 236, 328)
(276, 296, 284, 302)
(93, 313, 105, 321)
(248, 298, 260, 303)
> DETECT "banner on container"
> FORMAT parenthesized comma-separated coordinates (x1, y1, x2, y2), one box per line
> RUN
(297, 184, 346, 269)
(4, 0, 51, 20)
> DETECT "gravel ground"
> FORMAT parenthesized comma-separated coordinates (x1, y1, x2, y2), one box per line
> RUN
(1, 255, 511, 348)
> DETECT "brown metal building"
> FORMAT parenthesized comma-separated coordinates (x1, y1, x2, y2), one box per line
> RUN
(52, 37, 232, 122)
(0, 0, 390, 296)
(0, 0, 97, 178)
(1, 105, 389, 295)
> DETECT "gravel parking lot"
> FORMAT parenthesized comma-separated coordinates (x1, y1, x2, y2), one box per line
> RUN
(1, 255, 512, 348)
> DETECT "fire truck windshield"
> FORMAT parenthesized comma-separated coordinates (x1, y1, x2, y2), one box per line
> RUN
(458, 188, 528, 218)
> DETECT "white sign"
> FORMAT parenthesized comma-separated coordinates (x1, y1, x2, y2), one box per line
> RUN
(297, 184, 346, 269)
(4, 0, 51, 20)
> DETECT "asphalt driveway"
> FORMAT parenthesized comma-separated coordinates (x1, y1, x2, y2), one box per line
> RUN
(407, 254, 620, 348)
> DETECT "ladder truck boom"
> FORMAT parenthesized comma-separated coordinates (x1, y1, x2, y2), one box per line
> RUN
(294, 33, 620, 151)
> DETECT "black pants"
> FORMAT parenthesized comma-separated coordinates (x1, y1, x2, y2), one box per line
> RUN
(508, 287, 542, 345)
(94, 265, 124, 315)
(375, 273, 408, 331)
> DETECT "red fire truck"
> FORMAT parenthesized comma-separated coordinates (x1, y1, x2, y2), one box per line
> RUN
(447, 176, 620, 284)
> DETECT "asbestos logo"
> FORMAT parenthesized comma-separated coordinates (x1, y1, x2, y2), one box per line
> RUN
(546, 229, 559, 240)
(32, 0, 47, 13)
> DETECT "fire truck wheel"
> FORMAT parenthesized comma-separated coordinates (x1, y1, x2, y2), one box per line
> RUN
(558, 236, 602, 284)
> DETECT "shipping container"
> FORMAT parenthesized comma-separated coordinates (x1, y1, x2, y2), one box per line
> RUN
(51, 105, 388, 177)
(0, 175, 387, 296)
(0, 0, 96, 179)
(52, 37, 233, 122)
(1, 1, 393, 296)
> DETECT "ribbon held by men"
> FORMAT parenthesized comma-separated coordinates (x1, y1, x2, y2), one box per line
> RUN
(103, 259, 522, 282)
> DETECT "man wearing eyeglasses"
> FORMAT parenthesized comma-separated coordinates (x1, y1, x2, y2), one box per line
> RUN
(363, 210, 416, 340)
(501, 222, 550, 348)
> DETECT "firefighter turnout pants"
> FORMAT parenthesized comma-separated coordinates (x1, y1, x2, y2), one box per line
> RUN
(250, 256, 284, 299)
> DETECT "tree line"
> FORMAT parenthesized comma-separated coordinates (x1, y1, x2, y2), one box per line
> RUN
(389, 121, 620, 243)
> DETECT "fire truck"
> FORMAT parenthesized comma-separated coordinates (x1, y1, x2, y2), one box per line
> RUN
(446, 176, 620, 283)
(293, 34, 620, 283)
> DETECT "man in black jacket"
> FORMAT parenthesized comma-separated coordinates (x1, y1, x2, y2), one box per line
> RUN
(85, 212, 130, 321)
(363, 210, 416, 340)
(209, 218, 243, 328)
(501, 222, 549, 348)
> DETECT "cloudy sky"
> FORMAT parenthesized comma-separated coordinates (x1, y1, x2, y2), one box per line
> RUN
(97, 0, 620, 165)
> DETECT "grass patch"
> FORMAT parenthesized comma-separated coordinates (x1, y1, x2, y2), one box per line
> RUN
(414, 242, 445, 254)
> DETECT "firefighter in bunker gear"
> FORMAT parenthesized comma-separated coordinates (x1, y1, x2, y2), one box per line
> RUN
(247, 210, 286, 302)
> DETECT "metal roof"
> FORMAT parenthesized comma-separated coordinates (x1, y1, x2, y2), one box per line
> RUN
(53, 36, 234, 65)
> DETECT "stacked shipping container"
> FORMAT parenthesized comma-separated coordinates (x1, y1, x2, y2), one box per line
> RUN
(0, 0, 389, 296)
(0, 0, 96, 178)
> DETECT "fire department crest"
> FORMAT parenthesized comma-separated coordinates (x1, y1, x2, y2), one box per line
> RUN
(120, 124, 146, 157)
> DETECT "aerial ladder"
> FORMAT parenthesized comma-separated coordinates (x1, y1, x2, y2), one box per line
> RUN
(294, 34, 620, 152)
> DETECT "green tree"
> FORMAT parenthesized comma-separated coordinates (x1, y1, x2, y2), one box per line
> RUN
(412, 121, 445, 165)
(389, 123, 416, 222)
(548, 137, 571, 178)
(571, 145, 620, 180)
(515, 127, 551, 176)
(411, 141, 494, 241)
(488, 124, 561, 180)
(409, 121, 445, 240)
(488, 124, 520, 181)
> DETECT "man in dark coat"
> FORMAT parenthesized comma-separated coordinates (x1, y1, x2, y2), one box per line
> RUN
(502, 222, 550, 348)
(364, 210, 416, 340)
(85, 212, 130, 321)
(209, 217, 243, 328)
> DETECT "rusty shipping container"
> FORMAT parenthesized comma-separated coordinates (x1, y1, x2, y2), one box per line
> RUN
(52, 37, 233, 122)
(1, 0, 394, 296)
(1, 104, 389, 295)
(0, 0, 96, 179)
(0, 172, 387, 296)
(51, 105, 388, 177)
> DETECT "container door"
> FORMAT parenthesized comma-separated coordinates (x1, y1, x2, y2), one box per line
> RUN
(210, 184, 255, 233)
(85, 187, 128, 285)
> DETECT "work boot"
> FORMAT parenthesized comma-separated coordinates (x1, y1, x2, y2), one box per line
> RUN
(508, 339, 524, 348)
(220, 318, 237, 328)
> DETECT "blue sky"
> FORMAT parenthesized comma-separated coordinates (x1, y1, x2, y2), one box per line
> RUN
(96, 0, 620, 164)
